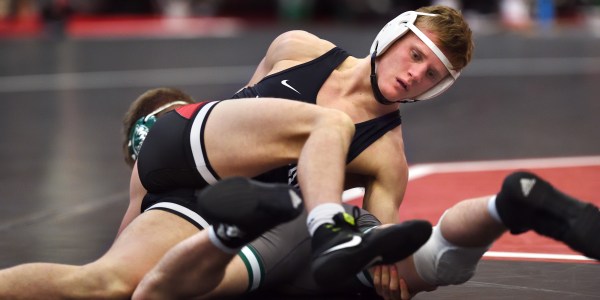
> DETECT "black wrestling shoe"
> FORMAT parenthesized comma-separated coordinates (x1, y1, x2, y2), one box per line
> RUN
(196, 177, 303, 248)
(311, 210, 432, 286)
(496, 171, 600, 260)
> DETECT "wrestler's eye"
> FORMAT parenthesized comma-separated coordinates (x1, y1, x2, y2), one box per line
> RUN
(410, 50, 421, 61)
(427, 69, 438, 80)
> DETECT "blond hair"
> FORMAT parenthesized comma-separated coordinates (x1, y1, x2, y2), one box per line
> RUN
(416, 5, 474, 71)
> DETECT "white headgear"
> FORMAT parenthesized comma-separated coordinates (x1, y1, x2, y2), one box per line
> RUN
(370, 11, 460, 101)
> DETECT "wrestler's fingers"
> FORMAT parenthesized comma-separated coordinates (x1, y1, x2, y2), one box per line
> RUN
(400, 278, 411, 300)
(371, 265, 384, 297)
(388, 264, 400, 300)
(380, 264, 392, 299)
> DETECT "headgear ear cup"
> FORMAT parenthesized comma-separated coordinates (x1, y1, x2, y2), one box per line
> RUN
(127, 100, 190, 161)
(128, 115, 157, 161)
(370, 11, 459, 101)
(370, 11, 418, 56)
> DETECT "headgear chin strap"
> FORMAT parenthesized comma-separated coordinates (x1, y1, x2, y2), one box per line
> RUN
(127, 100, 189, 161)
(370, 11, 460, 103)
(370, 49, 400, 105)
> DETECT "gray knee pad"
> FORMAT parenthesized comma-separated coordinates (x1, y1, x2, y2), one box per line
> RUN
(413, 220, 490, 286)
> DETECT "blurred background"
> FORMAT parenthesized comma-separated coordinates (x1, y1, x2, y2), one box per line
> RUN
(1, 0, 600, 38)
(0, 1, 599, 299)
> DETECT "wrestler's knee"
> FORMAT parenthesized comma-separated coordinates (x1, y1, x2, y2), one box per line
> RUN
(314, 108, 355, 139)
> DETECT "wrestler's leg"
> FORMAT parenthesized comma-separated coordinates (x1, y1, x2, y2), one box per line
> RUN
(384, 196, 500, 297)
(395, 171, 600, 296)
(439, 196, 506, 247)
(133, 234, 251, 299)
(134, 177, 303, 299)
(199, 254, 249, 298)
(0, 210, 198, 300)
(203, 98, 354, 212)
(133, 230, 246, 300)
(205, 99, 427, 285)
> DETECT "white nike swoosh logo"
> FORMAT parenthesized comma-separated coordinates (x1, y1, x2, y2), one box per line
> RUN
(281, 80, 301, 94)
(322, 235, 362, 255)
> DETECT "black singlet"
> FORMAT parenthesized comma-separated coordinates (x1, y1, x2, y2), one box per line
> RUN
(233, 47, 402, 185)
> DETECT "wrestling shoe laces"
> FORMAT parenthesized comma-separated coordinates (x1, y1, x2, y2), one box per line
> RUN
(197, 177, 304, 249)
(311, 207, 432, 286)
(496, 171, 600, 260)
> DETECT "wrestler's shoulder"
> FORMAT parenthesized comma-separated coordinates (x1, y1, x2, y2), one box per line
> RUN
(271, 30, 336, 60)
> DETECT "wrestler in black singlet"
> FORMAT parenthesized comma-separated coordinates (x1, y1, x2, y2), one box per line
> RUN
(137, 47, 402, 294)
(233, 47, 402, 187)
(237, 47, 401, 295)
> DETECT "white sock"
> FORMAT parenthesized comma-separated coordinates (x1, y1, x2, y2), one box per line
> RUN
(414, 225, 490, 286)
(487, 195, 504, 225)
(306, 203, 346, 236)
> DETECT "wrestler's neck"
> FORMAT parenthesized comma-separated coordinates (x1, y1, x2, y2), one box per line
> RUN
(317, 61, 400, 123)
(340, 56, 400, 114)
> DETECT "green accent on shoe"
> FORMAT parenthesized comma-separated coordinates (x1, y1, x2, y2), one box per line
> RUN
(343, 212, 356, 226)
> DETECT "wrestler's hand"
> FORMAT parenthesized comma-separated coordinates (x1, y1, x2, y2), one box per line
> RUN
(371, 264, 411, 300)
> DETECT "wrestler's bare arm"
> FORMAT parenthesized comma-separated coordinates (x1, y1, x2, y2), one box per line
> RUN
(117, 162, 147, 235)
(346, 128, 408, 224)
(247, 30, 336, 86)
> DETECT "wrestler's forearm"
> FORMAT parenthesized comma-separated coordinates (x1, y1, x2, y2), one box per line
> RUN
(298, 110, 355, 211)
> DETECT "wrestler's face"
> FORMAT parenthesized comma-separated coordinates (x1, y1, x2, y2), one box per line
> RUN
(376, 30, 449, 101)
